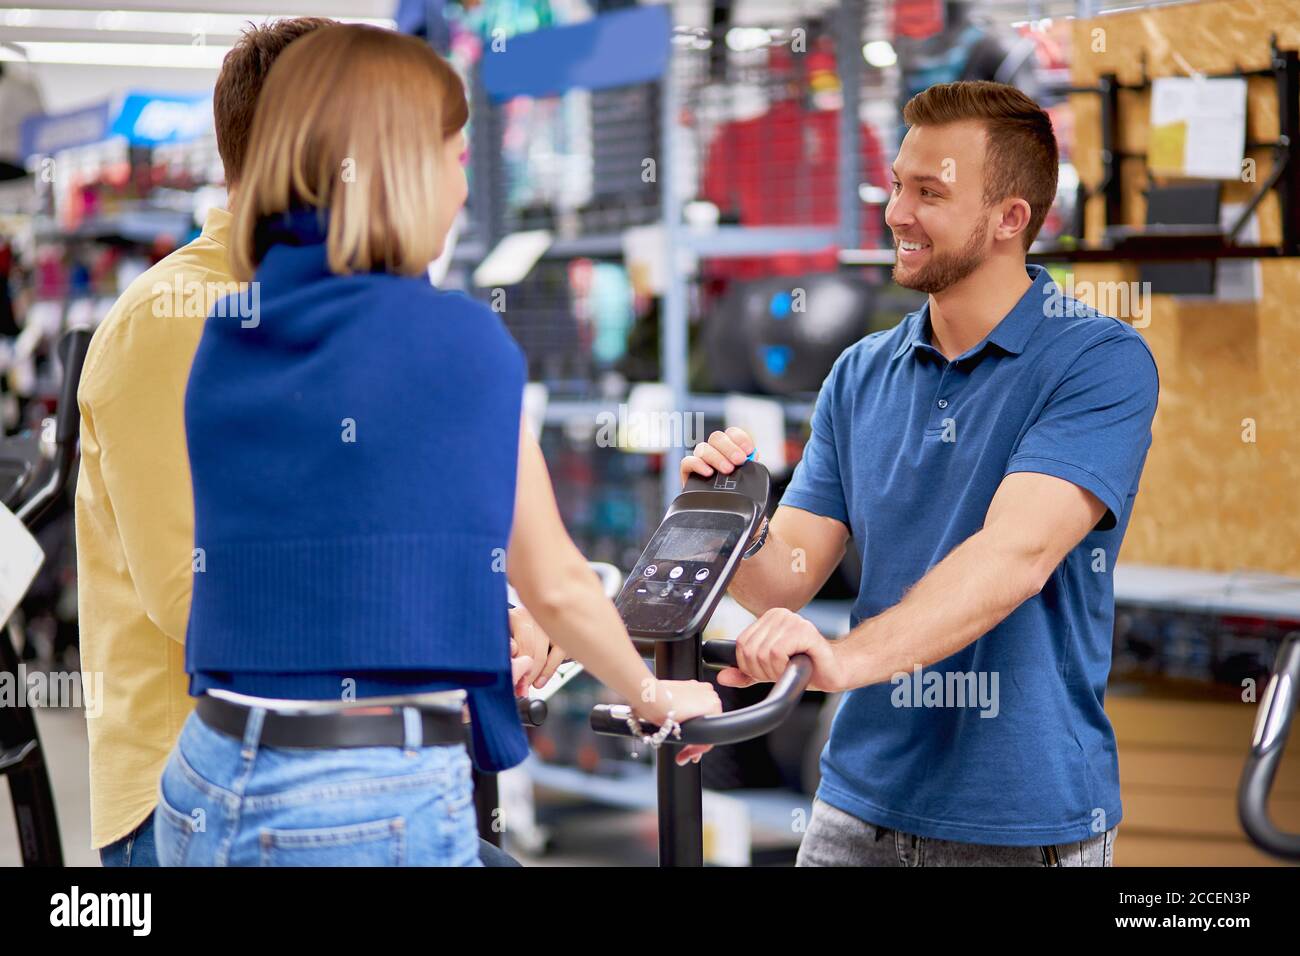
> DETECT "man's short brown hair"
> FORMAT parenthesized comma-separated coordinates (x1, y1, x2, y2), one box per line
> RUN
(214, 17, 335, 185)
(902, 81, 1059, 251)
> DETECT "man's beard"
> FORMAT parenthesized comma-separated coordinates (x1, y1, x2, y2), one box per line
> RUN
(892, 216, 989, 294)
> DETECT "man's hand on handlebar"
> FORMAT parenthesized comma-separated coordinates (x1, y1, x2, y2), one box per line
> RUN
(638, 679, 722, 766)
(508, 606, 567, 697)
(718, 608, 848, 694)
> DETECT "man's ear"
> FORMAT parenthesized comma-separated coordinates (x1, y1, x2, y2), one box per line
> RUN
(996, 198, 1032, 244)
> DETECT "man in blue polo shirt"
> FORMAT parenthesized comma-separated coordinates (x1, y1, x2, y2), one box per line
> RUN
(681, 80, 1158, 866)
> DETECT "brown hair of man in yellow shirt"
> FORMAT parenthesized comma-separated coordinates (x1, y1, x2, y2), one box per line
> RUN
(76, 18, 335, 855)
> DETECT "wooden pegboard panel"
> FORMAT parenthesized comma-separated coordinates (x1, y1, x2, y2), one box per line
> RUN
(1070, 0, 1300, 575)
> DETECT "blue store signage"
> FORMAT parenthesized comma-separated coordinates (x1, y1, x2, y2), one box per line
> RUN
(21, 91, 212, 159)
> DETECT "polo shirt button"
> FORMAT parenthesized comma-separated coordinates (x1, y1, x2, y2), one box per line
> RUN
(937, 399, 949, 409)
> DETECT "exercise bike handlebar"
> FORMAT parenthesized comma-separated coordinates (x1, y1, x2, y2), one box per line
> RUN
(15, 328, 92, 527)
(1238, 633, 1300, 861)
(518, 697, 547, 727)
(590, 640, 813, 746)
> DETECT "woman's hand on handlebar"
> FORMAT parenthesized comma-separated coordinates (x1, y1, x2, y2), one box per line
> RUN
(719, 607, 849, 693)
(637, 679, 722, 766)
(680, 426, 755, 486)
(509, 654, 535, 696)
(508, 606, 567, 696)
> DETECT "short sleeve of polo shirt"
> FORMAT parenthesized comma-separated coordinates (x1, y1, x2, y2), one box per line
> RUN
(780, 358, 850, 526)
(1005, 330, 1159, 531)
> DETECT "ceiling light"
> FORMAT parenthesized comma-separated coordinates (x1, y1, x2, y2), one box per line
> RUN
(725, 27, 770, 53)
(862, 41, 897, 68)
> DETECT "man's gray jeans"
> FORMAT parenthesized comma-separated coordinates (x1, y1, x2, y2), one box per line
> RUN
(796, 797, 1116, 867)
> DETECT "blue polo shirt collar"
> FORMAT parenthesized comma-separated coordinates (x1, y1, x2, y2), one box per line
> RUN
(891, 264, 1055, 362)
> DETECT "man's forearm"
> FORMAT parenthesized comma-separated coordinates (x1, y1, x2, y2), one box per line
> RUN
(727, 528, 817, 617)
(832, 528, 1045, 689)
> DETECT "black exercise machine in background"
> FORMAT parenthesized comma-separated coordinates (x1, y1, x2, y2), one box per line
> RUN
(1239, 633, 1300, 861)
(1, 327, 91, 867)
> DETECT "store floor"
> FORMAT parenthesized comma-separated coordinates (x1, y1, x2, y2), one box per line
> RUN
(0, 706, 648, 867)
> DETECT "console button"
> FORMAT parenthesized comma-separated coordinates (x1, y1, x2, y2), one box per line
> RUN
(669, 566, 684, 580)
(643, 565, 657, 577)
(694, 568, 710, 581)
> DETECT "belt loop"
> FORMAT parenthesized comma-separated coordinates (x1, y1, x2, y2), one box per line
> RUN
(240, 706, 266, 762)
(402, 706, 422, 755)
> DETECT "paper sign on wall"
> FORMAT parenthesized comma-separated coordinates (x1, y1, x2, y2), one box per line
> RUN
(1149, 77, 1247, 180)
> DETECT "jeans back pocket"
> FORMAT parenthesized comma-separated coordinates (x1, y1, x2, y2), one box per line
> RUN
(154, 791, 199, 867)
(259, 816, 407, 867)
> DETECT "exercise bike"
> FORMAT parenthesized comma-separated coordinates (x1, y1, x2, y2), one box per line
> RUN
(1, 327, 92, 867)
(590, 459, 814, 866)
(1239, 632, 1300, 861)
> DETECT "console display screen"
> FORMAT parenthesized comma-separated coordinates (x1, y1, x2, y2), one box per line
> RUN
(619, 509, 751, 637)
(653, 526, 731, 563)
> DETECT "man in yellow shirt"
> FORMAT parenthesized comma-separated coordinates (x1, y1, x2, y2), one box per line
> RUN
(76, 18, 333, 865)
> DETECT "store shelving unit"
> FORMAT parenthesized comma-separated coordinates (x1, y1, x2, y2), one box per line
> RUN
(452, 0, 873, 512)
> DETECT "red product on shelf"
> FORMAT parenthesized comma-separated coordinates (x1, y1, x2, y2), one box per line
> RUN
(700, 96, 889, 279)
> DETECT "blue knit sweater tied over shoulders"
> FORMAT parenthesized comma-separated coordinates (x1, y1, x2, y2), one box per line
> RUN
(184, 206, 529, 771)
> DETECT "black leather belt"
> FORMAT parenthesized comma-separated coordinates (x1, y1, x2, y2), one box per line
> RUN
(196, 694, 466, 749)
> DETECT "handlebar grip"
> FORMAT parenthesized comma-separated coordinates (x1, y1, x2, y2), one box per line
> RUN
(701, 640, 738, 669)
(1238, 633, 1300, 861)
(517, 697, 547, 728)
(591, 653, 813, 746)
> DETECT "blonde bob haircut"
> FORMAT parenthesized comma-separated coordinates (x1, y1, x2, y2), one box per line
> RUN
(229, 24, 468, 280)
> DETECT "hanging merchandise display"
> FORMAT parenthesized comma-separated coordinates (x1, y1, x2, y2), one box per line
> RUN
(893, 0, 1042, 144)
(700, 38, 890, 281)
(568, 258, 636, 368)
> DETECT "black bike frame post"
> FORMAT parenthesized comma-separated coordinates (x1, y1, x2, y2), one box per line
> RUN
(1, 632, 63, 866)
(655, 634, 703, 867)
(472, 768, 501, 848)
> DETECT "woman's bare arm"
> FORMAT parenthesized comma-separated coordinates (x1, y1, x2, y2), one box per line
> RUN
(506, 419, 718, 733)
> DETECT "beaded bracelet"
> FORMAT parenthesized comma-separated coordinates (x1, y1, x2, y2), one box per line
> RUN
(626, 709, 680, 750)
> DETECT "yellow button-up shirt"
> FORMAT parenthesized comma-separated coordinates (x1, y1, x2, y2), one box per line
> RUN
(75, 207, 235, 848)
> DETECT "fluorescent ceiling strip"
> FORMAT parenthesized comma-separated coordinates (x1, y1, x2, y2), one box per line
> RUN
(0, 8, 394, 34)
(0, 41, 233, 68)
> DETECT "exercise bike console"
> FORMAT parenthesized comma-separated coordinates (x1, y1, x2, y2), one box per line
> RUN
(615, 463, 770, 640)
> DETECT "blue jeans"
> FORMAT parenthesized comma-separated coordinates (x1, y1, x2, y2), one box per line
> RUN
(156, 707, 483, 866)
(103, 808, 510, 867)
(99, 812, 159, 867)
